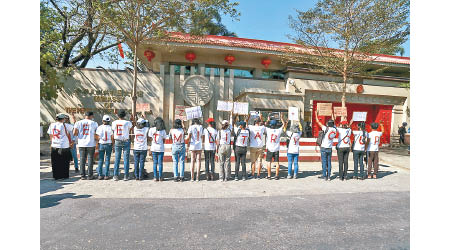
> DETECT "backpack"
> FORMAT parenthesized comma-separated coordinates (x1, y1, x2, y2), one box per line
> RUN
(316, 127, 329, 146)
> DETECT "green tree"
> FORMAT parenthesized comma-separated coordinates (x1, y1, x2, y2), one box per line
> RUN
(95, 0, 239, 121)
(285, 0, 409, 120)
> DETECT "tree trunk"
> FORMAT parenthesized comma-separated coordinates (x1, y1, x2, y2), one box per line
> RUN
(132, 42, 138, 123)
(341, 72, 347, 121)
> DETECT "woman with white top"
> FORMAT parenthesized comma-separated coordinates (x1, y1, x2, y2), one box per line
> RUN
(149, 117, 168, 182)
(286, 124, 302, 179)
(133, 118, 150, 181)
(367, 122, 385, 179)
(169, 119, 186, 182)
(216, 119, 233, 182)
(203, 118, 218, 181)
(95, 115, 114, 180)
(336, 120, 353, 181)
(47, 113, 73, 180)
(187, 118, 204, 181)
(232, 116, 250, 181)
(315, 110, 337, 181)
(265, 114, 287, 180)
(352, 122, 368, 180)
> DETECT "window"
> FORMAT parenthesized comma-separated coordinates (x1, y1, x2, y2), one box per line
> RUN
(261, 70, 285, 80)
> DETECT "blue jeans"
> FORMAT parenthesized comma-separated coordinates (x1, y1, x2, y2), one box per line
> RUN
(97, 143, 112, 177)
(134, 150, 148, 179)
(152, 151, 164, 179)
(353, 150, 365, 177)
(320, 147, 332, 178)
(113, 140, 131, 177)
(287, 153, 299, 176)
(172, 144, 185, 177)
(71, 144, 79, 170)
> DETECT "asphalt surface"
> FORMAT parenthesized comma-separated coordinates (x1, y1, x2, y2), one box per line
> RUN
(41, 192, 409, 250)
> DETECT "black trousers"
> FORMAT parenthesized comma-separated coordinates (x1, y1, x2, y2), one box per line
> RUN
(204, 150, 216, 173)
(337, 147, 350, 179)
(234, 146, 247, 179)
(51, 147, 71, 180)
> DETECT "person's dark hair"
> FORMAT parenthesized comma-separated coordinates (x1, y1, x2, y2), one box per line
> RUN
(402, 122, 407, 127)
(192, 118, 201, 125)
(269, 120, 277, 129)
(208, 121, 216, 129)
(327, 119, 335, 127)
(103, 120, 110, 125)
(118, 110, 126, 118)
(154, 117, 165, 131)
(358, 122, 366, 130)
(253, 117, 261, 125)
(371, 122, 379, 129)
(173, 119, 183, 129)
(85, 111, 94, 117)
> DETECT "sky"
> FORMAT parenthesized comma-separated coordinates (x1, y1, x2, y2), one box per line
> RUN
(87, 0, 410, 69)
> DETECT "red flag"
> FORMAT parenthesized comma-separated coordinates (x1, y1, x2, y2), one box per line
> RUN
(118, 43, 124, 58)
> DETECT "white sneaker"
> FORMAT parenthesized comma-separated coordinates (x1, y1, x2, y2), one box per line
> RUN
(123, 176, 129, 181)
(113, 176, 119, 181)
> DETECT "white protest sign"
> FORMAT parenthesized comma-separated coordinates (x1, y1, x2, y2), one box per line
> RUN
(317, 103, 332, 116)
(233, 102, 249, 115)
(217, 100, 233, 111)
(352, 112, 367, 121)
(185, 106, 202, 120)
(333, 107, 348, 117)
(288, 107, 299, 121)
(250, 111, 259, 119)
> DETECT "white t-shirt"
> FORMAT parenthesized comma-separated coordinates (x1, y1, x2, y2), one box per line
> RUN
(352, 130, 368, 151)
(111, 120, 133, 141)
(188, 125, 204, 150)
(74, 119, 98, 147)
(266, 127, 283, 152)
(204, 127, 218, 150)
(96, 124, 113, 144)
(336, 127, 352, 148)
(64, 123, 77, 144)
(367, 131, 383, 151)
(320, 126, 337, 149)
(148, 127, 168, 152)
(234, 127, 250, 147)
(286, 131, 302, 154)
(169, 128, 185, 146)
(47, 122, 70, 148)
(218, 128, 232, 145)
(248, 125, 266, 148)
(134, 127, 149, 150)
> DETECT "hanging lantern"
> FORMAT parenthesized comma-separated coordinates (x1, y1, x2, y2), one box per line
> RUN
(261, 58, 272, 68)
(224, 54, 235, 65)
(144, 50, 155, 62)
(185, 52, 196, 62)
(356, 84, 364, 94)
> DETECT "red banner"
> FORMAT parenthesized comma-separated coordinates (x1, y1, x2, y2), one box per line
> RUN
(118, 43, 124, 58)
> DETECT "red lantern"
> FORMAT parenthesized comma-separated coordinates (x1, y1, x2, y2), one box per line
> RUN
(356, 84, 364, 93)
(224, 55, 235, 65)
(144, 50, 155, 62)
(261, 58, 271, 68)
(185, 52, 196, 62)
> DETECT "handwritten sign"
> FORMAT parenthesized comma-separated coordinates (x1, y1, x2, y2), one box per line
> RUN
(186, 106, 202, 120)
(352, 112, 367, 121)
(317, 103, 332, 116)
(333, 107, 347, 117)
(136, 103, 150, 112)
(175, 105, 187, 121)
(217, 100, 233, 111)
(288, 107, 299, 121)
(233, 102, 249, 115)
(250, 111, 259, 119)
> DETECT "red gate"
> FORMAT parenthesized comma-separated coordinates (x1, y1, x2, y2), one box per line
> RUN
(312, 101, 392, 145)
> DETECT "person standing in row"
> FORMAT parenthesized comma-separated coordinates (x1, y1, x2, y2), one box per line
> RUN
(96, 115, 113, 180)
(169, 119, 186, 182)
(248, 114, 266, 179)
(149, 117, 168, 182)
(398, 122, 407, 145)
(187, 118, 203, 182)
(233, 116, 250, 181)
(203, 118, 218, 181)
(133, 118, 150, 181)
(336, 120, 352, 181)
(286, 124, 302, 179)
(64, 114, 79, 173)
(265, 115, 287, 180)
(216, 119, 232, 182)
(352, 122, 368, 180)
(112, 110, 133, 181)
(367, 122, 384, 179)
(315, 110, 337, 181)
(73, 111, 99, 180)
(48, 113, 73, 180)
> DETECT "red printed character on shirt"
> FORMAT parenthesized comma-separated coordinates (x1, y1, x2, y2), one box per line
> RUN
(254, 132, 261, 140)
(328, 130, 336, 140)
(173, 133, 182, 143)
(293, 136, 299, 146)
(52, 128, 61, 139)
(136, 133, 144, 142)
(374, 136, 380, 145)
(153, 133, 159, 142)
(82, 124, 90, 135)
(240, 134, 248, 145)
(270, 134, 277, 143)
(116, 124, 123, 136)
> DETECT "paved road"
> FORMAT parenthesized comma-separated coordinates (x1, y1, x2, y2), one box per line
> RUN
(41, 192, 409, 250)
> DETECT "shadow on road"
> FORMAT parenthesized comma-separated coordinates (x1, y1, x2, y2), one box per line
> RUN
(40, 193, 92, 209)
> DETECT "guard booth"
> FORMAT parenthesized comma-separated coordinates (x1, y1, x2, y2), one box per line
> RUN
(312, 101, 392, 145)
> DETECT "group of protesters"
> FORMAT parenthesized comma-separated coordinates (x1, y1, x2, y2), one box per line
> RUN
(47, 108, 386, 182)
